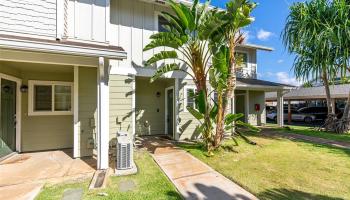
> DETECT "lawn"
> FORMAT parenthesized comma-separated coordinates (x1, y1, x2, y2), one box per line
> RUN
(36, 149, 181, 200)
(266, 123, 350, 143)
(178, 133, 350, 200)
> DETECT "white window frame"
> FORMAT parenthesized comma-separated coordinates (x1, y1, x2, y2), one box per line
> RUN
(28, 80, 74, 116)
(154, 11, 169, 32)
(184, 86, 196, 112)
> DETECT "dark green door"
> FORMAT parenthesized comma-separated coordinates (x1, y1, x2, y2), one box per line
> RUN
(0, 78, 17, 158)
(166, 88, 174, 137)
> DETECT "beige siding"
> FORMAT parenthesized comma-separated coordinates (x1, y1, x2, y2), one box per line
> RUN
(78, 67, 97, 157)
(178, 79, 200, 140)
(0, 0, 57, 37)
(135, 77, 174, 136)
(21, 69, 74, 152)
(247, 91, 266, 126)
(109, 74, 133, 141)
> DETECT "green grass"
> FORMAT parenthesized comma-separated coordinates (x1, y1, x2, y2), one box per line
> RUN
(178, 133, 350, 200)
(266, 123, 350, 143)
(36, 149, 181, 200)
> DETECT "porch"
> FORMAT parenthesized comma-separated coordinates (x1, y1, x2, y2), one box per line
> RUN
(0, 149, 96, 200)
(0, 39, 125, 169)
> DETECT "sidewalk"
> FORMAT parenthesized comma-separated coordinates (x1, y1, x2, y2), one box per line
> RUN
(262, 129, 350, 150)
(139, 137, 258, 200)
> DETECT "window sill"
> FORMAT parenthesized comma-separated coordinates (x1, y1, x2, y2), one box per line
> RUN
(28, 111, 73, 116)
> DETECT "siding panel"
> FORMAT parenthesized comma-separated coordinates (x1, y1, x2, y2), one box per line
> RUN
(0, 0, 56, 36)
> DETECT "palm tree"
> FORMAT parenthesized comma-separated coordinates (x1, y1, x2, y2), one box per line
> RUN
(283, 0, 350, 133)
(282, 0, 338, 116)
(143, 0, 215, 150)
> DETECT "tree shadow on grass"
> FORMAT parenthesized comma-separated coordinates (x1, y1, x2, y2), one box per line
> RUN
(258, 188, 345, 200)
(254, 129, 350, 157)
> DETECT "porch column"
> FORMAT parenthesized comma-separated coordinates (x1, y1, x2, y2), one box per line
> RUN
(245, 91, 250, 123)
(287, 100, 291, 124)
(174, 78, 180, 140)
(97, 57, 109, 170)
(277, 90, 284, 127)
(73, 66, 80, 158)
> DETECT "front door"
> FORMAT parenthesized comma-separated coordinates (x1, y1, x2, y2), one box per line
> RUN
(165, 87, 174, 137)
(0, 78, 17, 158)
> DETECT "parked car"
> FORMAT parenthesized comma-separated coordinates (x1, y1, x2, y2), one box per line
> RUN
(266, 109, 316, 123)
(297, 106, 343, 120)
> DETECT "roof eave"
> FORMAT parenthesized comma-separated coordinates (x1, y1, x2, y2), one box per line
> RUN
(238, 43, 274, 51)
(0, 38, 127, 60)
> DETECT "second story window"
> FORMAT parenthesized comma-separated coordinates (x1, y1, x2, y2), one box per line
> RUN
(184, 86, 197, 111)
(157, 14, 170, 32)
(235, 52, 248, 69)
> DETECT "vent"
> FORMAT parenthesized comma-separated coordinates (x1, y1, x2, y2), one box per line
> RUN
(116, 132, 132, 170)
(117, 143, 131, 169)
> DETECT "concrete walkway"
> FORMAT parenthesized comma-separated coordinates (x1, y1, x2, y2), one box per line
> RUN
(262, 128, 350, 150)
(139, 137, 258, 200)
(0, 150, 96, 200)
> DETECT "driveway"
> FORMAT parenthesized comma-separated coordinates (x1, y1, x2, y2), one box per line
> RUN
(0, 150, 96, 200)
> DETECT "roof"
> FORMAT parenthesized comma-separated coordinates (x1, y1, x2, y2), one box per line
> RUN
(238, 43, 273, 51)
(265, 84, 350, 101)
(236, 78, 295, 91)
(0, 34, 126, 59)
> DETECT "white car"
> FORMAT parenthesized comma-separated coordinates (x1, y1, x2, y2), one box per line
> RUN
(266, 110, 316, 123)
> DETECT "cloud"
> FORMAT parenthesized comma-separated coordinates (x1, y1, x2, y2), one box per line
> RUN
(276, 72, 300, 86)
(257, 29, 274, 41)
(277, 59, 284, 64)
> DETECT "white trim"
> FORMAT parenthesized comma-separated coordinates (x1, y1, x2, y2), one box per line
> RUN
(0, 73, 22, 152)
(165, 86, 175, 137)
(105, 0, 111, 42)
(183, 86, 196, 112)
(154, 11, 162, 32)
(0, 38, 127, 59)
(174, 78, 179, 140)
(97, 57, 109, 170)
(132, 75, 136, 138)
(73, 66, 80, 158)
(28, 80, 74, 116)
(56, 0, 65, 40)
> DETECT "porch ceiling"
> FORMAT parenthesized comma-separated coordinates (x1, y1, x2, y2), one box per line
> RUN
(0, 61, 73, 73)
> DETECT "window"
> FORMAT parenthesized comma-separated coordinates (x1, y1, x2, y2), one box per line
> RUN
(184, 86, 196, 111)
(235, 52, 248, 69)
(29, 80, 73, 115)
(212, 91, 218, 104)
(156, 13, 170, 32)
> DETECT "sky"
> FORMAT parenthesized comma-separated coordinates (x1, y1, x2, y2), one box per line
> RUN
(210, 0, 304, 86)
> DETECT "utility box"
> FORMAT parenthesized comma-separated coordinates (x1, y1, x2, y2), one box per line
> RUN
(115, 131, 137, 176)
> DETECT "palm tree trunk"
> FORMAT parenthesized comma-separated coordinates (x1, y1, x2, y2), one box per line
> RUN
(322, 69, 334, 115)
